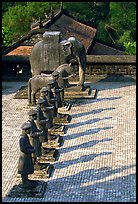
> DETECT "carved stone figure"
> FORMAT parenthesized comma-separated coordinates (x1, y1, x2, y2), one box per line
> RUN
(29, 31, 86, 88)
(18, 121, 38, 188)
(45, 80, 58, 118)
(52, 71, 64, 108)
(36, 98, 49, 144)
(39, 87, 54, 129)
(28, 109, 43, 165)
(60, 37, 86, 88)
(55, 63, 76, 88)
(28, 63, 76, 105)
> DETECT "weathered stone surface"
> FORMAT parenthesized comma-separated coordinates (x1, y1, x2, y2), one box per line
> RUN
(7, 181, 47, 198)
(29, 163, 54, 179)
(48, 124, 66, 135)
(53, 114, 71, 124)
(42, 136, 63, 148)
(38, 148, 59, 162)
(64, 83, 97, 99)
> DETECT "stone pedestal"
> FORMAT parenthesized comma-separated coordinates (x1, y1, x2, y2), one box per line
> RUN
(42, 135, 63, 148)
(38, 148, 59, 162)
(7, 181, 47, 198)
(48, 124, 66, 135)
(58, 104, 72, 114)
(53, 114, 71, 124)
(64, 84, 97, 99)
(29, 163, 54, 179)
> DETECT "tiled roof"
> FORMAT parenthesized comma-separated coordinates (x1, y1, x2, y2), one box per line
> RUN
(7, 46, 33, 56)
(47, 14, 96, 52)
(91, 42, 124, 55)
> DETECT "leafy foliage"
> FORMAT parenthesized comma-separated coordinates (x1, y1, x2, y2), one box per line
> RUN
(2, 26, 12, 46)
(2, 2, 136, 54)
(96, 2, 136, 54)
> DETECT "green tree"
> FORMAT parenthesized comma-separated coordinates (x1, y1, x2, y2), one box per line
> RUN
(96, 2, 136, 54)
(2, 2, 61, 44)
(2, 26, 12, 46)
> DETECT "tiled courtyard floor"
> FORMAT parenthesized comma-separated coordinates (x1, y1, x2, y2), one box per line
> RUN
(2, 80, 136, 202)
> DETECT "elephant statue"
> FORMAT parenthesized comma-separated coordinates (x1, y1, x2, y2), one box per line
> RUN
(29, 31, 86, 88)
(28, 63, 76, 105)
(60, 37, 86, 87)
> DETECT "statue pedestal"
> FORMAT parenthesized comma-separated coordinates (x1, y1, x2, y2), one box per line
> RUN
(38, 148, 59, 162)
(48, 124, 66, 135)
(53, 114, 71, 124)
(43, 135, 63, 148)
(58, 105, 71, 114)
(29, 163, 54, 179)
(64, 84, 97, 99)
(7, 181, 47, 198)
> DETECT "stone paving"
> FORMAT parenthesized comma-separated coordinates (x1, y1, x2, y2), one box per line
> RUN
(2, 80, 136, 202)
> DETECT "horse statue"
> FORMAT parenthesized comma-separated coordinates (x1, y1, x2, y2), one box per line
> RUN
(28, 63, 76, 105)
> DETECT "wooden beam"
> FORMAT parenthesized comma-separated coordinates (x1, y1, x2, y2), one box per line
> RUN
(2, 55, 29, 64)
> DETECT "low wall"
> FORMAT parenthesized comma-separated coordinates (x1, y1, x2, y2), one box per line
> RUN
(2, 55, 136, 81)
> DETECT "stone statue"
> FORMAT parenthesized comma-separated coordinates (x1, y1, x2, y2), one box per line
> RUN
(46, 79, 58, 118)
(39, 86, 54, 129)
(18, 121, 38, 189)
(28, 63, 76, 105)
(52, 71, 65, 108)
(54, 63, 76, 88)
(61, 37, 86, 88)
(29, 31, 85, 87)
(28, 109, 43, 165)
(36, 98, 49, 145)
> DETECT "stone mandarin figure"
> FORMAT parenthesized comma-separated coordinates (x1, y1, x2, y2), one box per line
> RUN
(36, 98, 50, 144)
(18, 121, 38, 189)
(52, 71, 64, 108)
(39, 87, 54, 129)
(28, 109, 43, 165)
(46, 79, 58, 117)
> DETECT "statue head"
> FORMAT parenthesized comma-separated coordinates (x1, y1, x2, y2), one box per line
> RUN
(37, 98, 45, 108)
(21, 121, 31, 134)
(40, 86, 49, 96)
(47, 79, 55, 89)
(28, 108, 38, 120)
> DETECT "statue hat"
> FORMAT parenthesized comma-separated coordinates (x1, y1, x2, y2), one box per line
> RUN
(37, 98, 45, 104)
(40, 87, 49, 93)
(21, 121, 31, 130)
(28, 108, 37, 116)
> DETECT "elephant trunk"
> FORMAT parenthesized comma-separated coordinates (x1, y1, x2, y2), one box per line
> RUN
(61, 73, 76, 80)
(28, 78, 32, 105)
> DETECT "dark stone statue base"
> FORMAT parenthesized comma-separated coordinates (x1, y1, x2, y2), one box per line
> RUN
(42, 135, 63, 148)
(64, 84, 97, 99)
(48, 124, 66, 135)
(7, 180, 47, 198)
(38, 148, 59, 162)
(53, 114, 71, 124)
(58, 104, 72, 114)
(29, 163, 54, 179)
